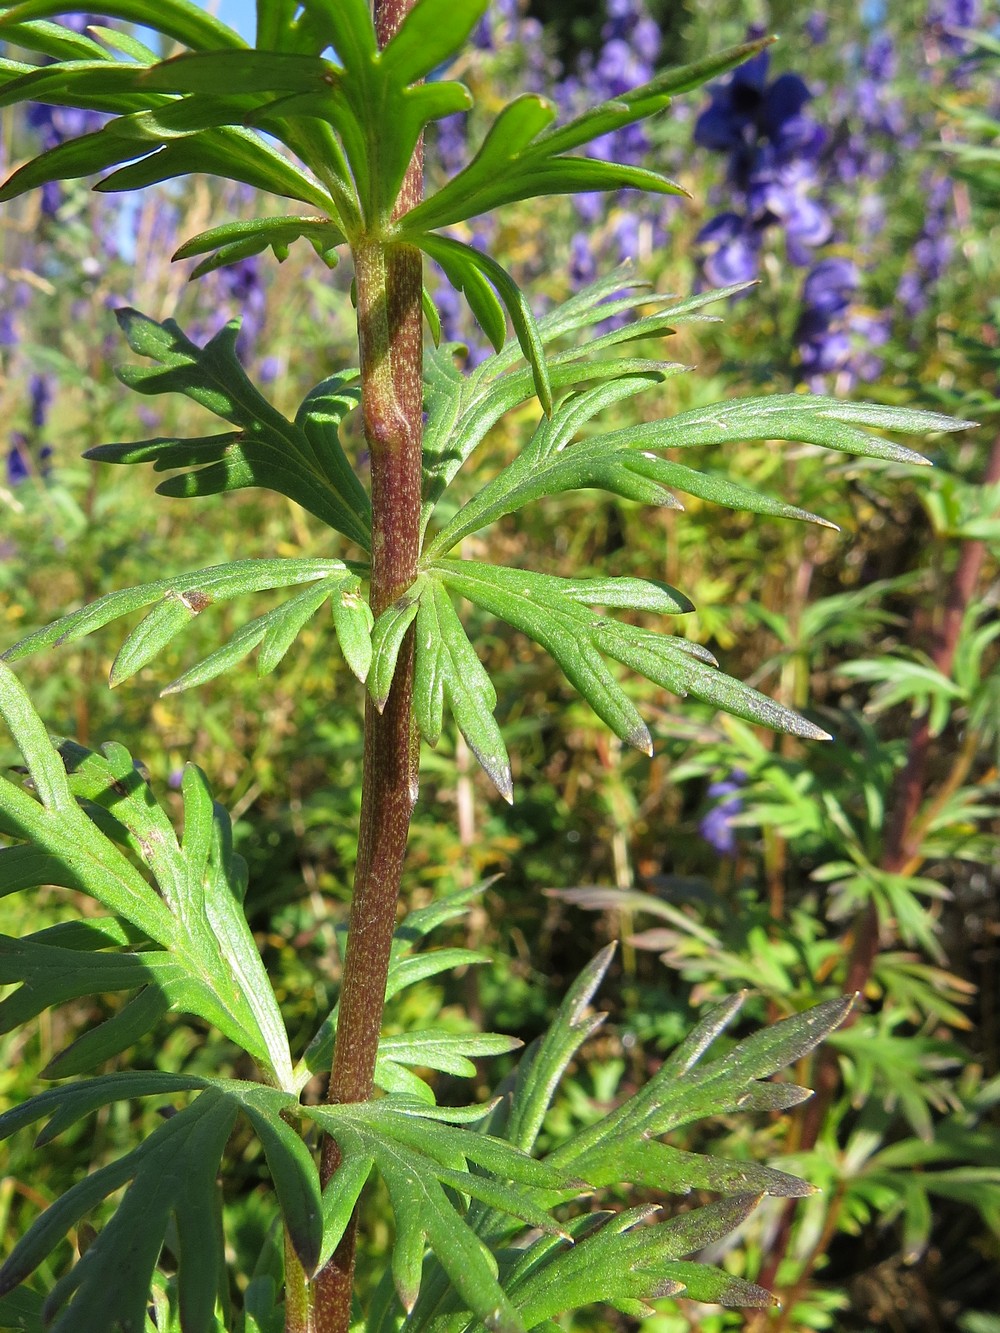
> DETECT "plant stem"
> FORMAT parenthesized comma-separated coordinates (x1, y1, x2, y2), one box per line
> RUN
(311, 2, 423, 1330)
(285, 1238, 314, 1333)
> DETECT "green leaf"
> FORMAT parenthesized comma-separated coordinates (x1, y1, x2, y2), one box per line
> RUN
(0, 16, 110, 60)
(413, 584, 446, 746)
(173, 214, 346, 274)
(379, 0, 488, 86)
(329, 580, 375, 683)
(422, 285, 443, 346)
(88, 22, 159, 63)
(296, 896, 494, 1091)
(0, 60, 169, 117)
(615, 393, 962, 465)
(83, 313, 372, 547)
(109, 595, 203, 686)
(377, 1031, 522, 1081)
(96, 125, 334, 210)
(0, 1092, 238, 1332)
(418, 235, 552, 415)
(424, 371, 684, 556)
(297, 0, 376, 69)
(402, 93, 558, 233)
(319, 1152, 374, 1269)
(0, 672, 294, 1083)
(419, 275, 749, 537)
(534, 38, 773, 158)
(306, 1097, 574, 1327)
(424, 239, 508, 356)
(4, 558, 353, 685)
(504, 944, 616, 1154)
(254, 586, 338, 680)
(434, 560, 653, 755)
(0, 0, 246, 54)
(159, 571, 367, 695)
(369, 582, 424, 712)
(290, 0, 474, 224)
(0, 937, 182, 1037)
(238, 1092, 323, 1275)
(40, 986, 171, 1078)
(0, 121, 154, 203)
(0, 1077, 321, 1323)
(0, 1071, 205, 1145)
(401, 33, 746, 235)
(509, 1197, 767, 1326)
(0, 662, 177, 941)
(431, 582, 512, 802)
(137, 48, 332, 95)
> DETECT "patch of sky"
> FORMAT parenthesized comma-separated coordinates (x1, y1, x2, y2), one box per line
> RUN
(212, 0, 256, 41)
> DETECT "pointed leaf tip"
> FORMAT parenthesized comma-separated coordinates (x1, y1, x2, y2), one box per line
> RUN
(631, 722, 654, 756)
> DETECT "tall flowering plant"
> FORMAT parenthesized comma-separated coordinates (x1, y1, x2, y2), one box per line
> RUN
(0, 4, 965, 1331)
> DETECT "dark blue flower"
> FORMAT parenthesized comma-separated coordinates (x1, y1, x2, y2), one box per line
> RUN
(569, 232, 597, 289)
(695, 45, 829, 279)
(695, 53, 818, 190)
(699, 771, 747, 857)
(895, 173, 954, 318)
(6, 433, 31, 487)
(802, 257, 858, 317)
(695, 212, 760, 286)
(29, 373, 52, 431)
(927, 0, 981, 55)
(795, 258, 861, 386)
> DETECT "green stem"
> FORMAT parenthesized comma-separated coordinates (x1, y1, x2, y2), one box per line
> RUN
(310, 3, 423, 1329)
(284, 1236, 315, 1333)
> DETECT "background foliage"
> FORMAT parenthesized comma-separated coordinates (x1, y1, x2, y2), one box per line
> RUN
(1, 0, 998, 1329)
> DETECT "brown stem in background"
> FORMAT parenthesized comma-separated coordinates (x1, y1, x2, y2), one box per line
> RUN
(311, 3, 423, 1330)
(754, 431, 1000, 1309)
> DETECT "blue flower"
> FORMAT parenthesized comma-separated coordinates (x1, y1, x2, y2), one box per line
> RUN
(803, 257, 858, 317)
(895, 174, 954, 318)
(694, 45, 829, 280)
(5, 432, 52, 487)
(699, 771, 747, 857)
(928, 0, 982, 55)
(6, 433, 31, 487)
(569, 232, 597, 288)
(695, 212, 761, 286)
(29, 373, 52, 431)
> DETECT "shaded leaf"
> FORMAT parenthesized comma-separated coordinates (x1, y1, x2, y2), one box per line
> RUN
(83, 312, 371, 547)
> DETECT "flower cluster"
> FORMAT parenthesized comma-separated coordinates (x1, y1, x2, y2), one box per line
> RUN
(896, 173, 955, 320)
(793, 256, 887, 389)
(927, 0, 982, 57)
(694, 45, 830, 285)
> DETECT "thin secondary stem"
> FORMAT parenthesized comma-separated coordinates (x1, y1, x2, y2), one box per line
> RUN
(311, 1, 423, 1329)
